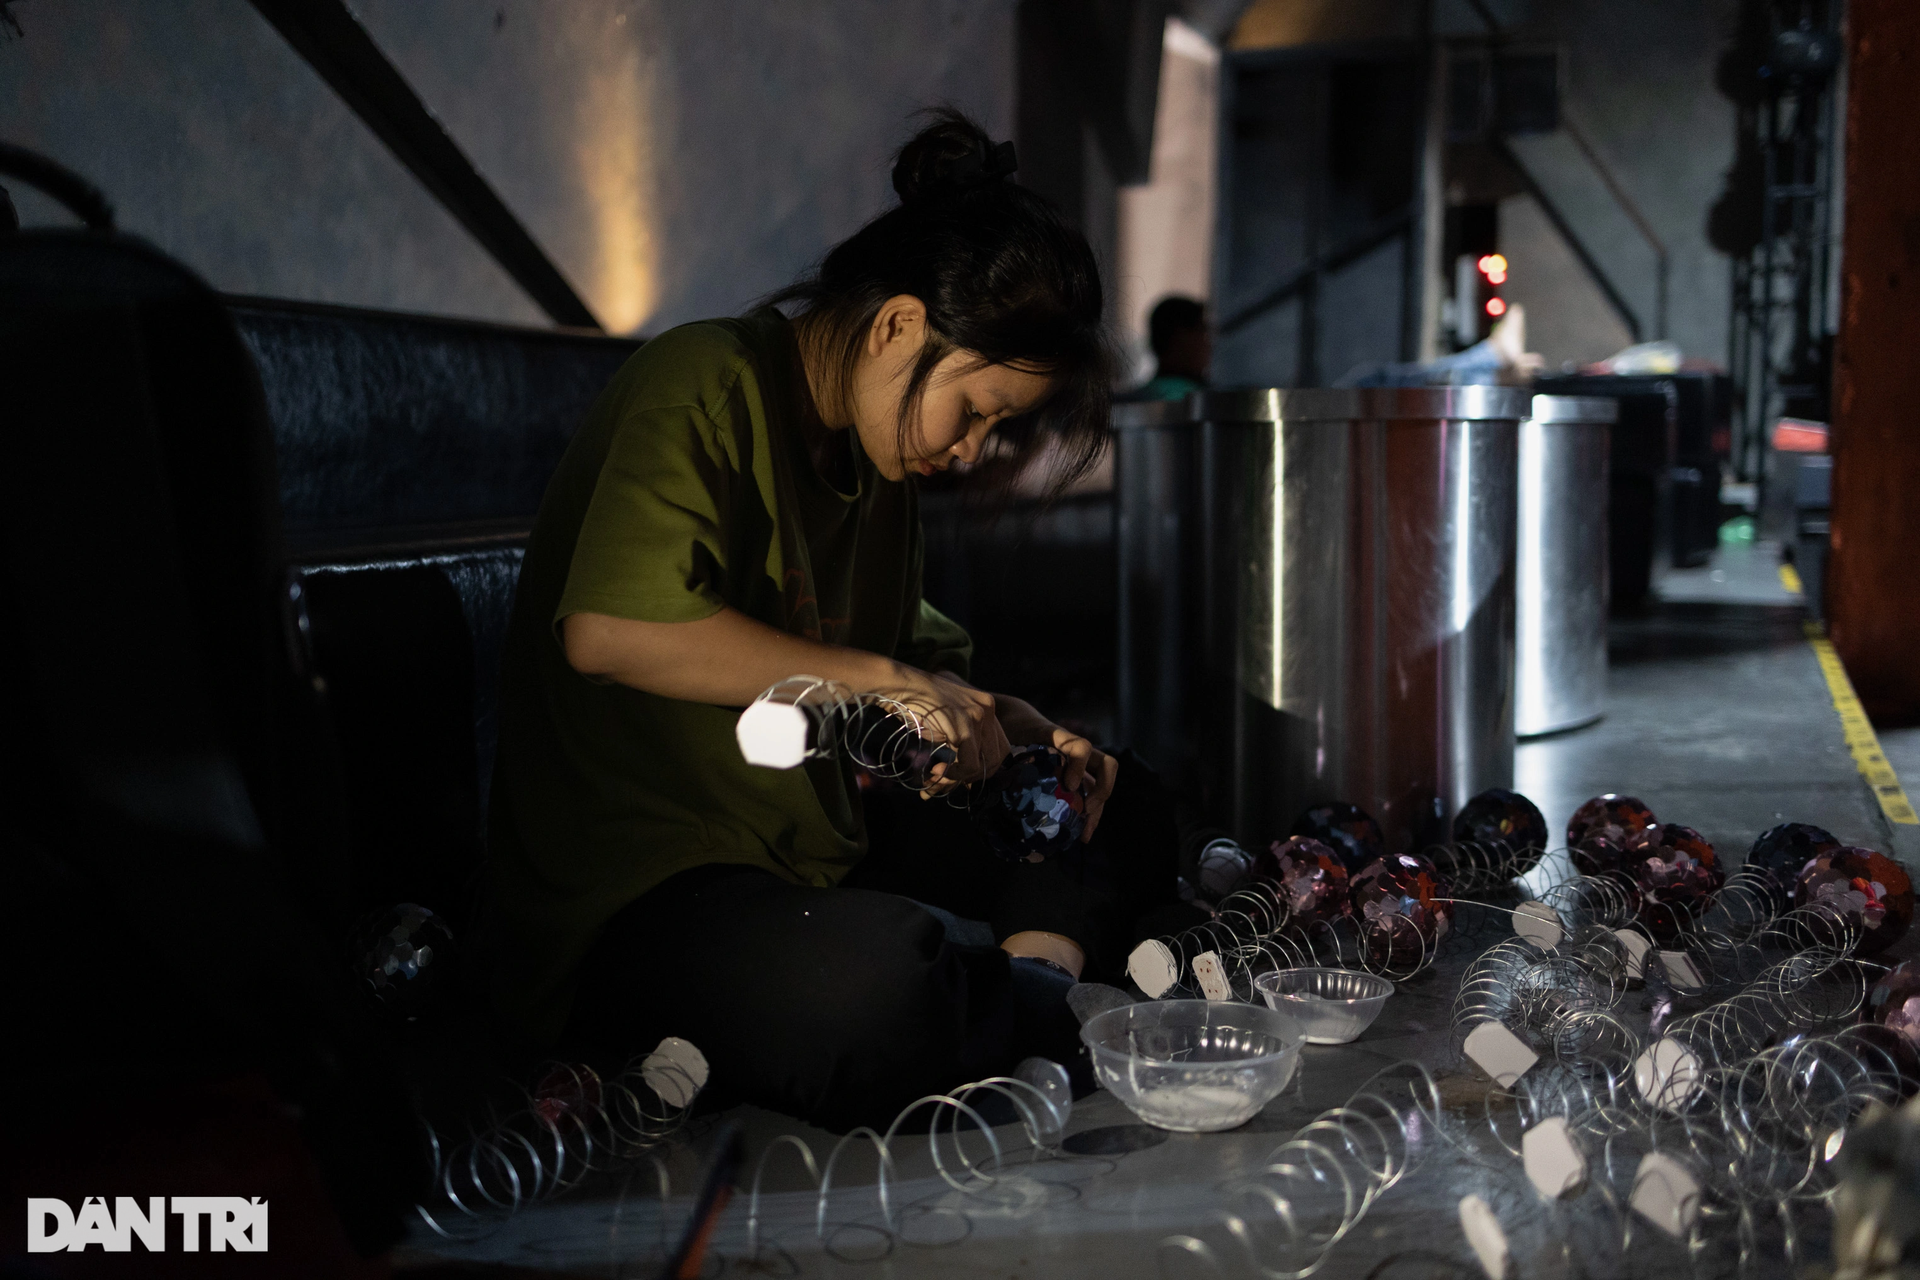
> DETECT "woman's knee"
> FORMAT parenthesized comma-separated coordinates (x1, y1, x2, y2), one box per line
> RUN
(708, 891, 973, 1122)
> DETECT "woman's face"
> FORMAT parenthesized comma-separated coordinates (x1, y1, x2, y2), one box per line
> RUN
(846, 295, 1056, 482)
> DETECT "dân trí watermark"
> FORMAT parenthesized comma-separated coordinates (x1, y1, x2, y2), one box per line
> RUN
(26, 1196, 268, 1252)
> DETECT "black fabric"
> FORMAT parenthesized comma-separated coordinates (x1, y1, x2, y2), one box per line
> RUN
(565, 750, 1187, 1132)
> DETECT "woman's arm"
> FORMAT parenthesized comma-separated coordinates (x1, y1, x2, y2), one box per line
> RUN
(562, 607, 1012, 782)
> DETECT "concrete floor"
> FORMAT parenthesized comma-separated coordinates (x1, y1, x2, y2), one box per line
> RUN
(402, 546, 1917, 1279)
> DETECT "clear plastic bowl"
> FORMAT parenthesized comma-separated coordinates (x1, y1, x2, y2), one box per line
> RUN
(1080, 1000, 1305, 1132)
(1252, 967, 1393, 1044)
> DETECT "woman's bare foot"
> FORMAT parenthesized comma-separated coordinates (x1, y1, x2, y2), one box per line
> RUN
(1000, 930, 1085, 980)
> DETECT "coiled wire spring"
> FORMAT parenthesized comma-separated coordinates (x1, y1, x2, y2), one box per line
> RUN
(744, 675, 951, 788)
(415, 1051, 706, 1241)
(1156, 1062, 1450, 1278)
(1447, 873, 1905, 1273)
(740, 1060, 1077, 1270)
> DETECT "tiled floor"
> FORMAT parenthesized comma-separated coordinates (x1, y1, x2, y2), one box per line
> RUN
(403, 580, 1916, 1279)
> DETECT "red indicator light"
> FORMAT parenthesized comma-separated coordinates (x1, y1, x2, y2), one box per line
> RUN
(1486, 297, 1508, 317)
(1477, 254, 1508, 276)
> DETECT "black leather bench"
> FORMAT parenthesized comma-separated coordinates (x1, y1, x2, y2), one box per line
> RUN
(230, 298, 640, 928)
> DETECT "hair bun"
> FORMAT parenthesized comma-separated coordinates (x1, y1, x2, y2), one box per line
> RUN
(890, 108, 1018, 204)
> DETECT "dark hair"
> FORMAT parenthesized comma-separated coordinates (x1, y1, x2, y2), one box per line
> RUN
(770, 108, 1114, 494)
(1148, 296, 1207, 359)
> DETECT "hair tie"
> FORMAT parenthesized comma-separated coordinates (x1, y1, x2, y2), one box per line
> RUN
(944, 138, 1018, 187)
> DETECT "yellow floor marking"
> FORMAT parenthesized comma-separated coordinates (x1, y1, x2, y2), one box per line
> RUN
(1805, 622, 1919, 825)
(1780, 563, 1804, 595)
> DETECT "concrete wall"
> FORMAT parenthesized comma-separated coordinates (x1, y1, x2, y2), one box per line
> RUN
(1497, 192, 1634, 369)
(1116, 17, 1220, 382)
(0, 0, 1015, 335)
(1223, 0, 1742, 369)
(1483, 0, 1741, 366)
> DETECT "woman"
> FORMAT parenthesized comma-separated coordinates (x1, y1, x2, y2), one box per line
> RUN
(483, 111, 1187, 1130)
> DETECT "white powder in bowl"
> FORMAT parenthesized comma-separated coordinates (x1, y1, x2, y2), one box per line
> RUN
(1129, 1085, 1260, 1132)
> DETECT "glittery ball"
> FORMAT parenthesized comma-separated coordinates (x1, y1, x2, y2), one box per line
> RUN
(1289, 802, 1386, 875)
(1452, 788, 1548, 860)
(1255, 836, 1353, 927)
(1570, 833, 1630, 880)
(1794, 847, 1914, 956)
(1349, 853, 1454, 969)
(1628, 824, 1724, 939)
(1566, 794, 1658, 851)
(352, 902, 454, 1020)
(1845, 1021, 1920, 1100)
(1745, 822, 1841, 905)
(1867, 960, 1920, 1054)
(972, 744, 1088, 862)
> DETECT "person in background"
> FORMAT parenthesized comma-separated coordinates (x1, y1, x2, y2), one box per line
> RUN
(1135, 295, 1212, 401)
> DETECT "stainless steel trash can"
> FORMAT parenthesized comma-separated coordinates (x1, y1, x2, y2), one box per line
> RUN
(1113, 397, 1202, 781)
(1516, 395, 1616, 737)
(1197, 386, 1530, 853)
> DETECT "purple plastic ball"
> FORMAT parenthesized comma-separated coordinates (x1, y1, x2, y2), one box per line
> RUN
(1452, 788, 1548, 860)
(1868, 960, 1920, 1053)
(1567, 794, 1658, 851)
(1795, 847, 1915, 956)
(1289, 802, 1386, 875)
(1628, 824, 1724, 939)
(352, 903, 454, 1020)
(1349, 852, 1454, 969)
(972, 745, 1089, 862)
(1255, 836, 1353, 927)
(1746, 822, 1841, 904)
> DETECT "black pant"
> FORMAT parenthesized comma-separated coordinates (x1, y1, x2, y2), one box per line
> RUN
(565, 749, 1186, 1131)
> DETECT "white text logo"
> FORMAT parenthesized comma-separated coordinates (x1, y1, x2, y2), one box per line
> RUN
(26, 1197, 268, 1252)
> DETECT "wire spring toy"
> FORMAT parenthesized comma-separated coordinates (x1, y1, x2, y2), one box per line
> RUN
(1133, 864, 1472, 999)
(1508, 858, 1864, 1002)
(740, 1059, 1078, 1270)
(1449, 936, 1643, 1087)
(1453, 880, 1906, 1275)
(738, 676, 954, 788)
(1425, 835, 1558, 902)
(1150, 816, 1574, 1004)
(1472, 1016, 1912, 1272)
(414, 1051, 705, 1241)
(1155, 1061, 1452, 1279)
(740, 676, 1097, 862)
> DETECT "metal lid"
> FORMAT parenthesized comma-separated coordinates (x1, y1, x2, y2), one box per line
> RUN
(1197, 385, 1532, 424)
(1529, 394, 1620, 424)
(1110, 397, 1198, 429)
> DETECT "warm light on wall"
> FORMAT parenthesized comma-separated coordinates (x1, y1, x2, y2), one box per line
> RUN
(572, 23, 658, 335)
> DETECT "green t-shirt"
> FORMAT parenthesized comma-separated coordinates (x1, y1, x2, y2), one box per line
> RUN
(484, 307, 972, 1043)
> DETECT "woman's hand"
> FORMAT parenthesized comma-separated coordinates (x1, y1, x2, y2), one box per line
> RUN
(885, 668, 1011, 791)
(993, 694, 1118, 843)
